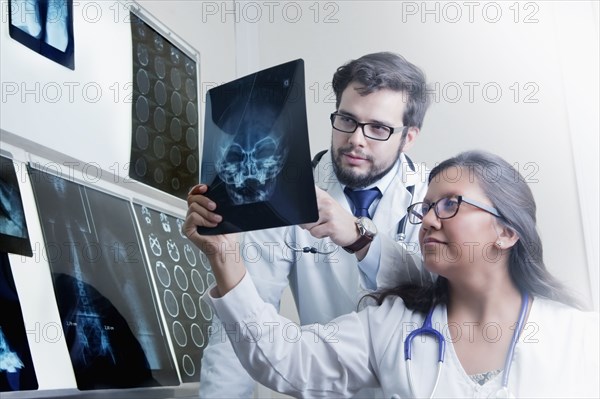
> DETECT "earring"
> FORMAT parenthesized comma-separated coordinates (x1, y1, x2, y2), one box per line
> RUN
(496, 241, 503, 248)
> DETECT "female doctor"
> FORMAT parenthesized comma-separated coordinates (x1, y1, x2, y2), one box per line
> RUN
(184, 150, 599, 398)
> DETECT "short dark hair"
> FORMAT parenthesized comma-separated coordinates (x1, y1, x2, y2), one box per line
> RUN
(332, 52, 431, 129)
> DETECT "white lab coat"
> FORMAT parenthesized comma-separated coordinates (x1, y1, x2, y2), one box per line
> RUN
(207, 272, 600, 399)
(199, 152, 429, 397)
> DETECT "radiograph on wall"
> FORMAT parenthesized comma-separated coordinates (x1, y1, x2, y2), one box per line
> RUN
(0, 252, 38, 392)
(200, 59, 318, 234)
(133, 204, 214, 383)
(28, 165, 179, 390)
(129, 12, 200, 200)
(0, 155, 32, 257)
(8, 0, 75, 69)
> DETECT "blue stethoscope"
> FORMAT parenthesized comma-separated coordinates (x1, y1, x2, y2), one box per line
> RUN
(403, 292, 530, 399)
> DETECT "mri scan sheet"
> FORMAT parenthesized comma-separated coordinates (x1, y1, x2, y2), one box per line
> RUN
(133, 203, 214, 383)
(28, 165, 179, 390)
(129, 11, 200, 200)
(200, 59, 318, 234)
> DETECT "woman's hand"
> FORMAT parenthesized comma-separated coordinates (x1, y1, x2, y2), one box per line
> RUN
(183, 184, 245, 296)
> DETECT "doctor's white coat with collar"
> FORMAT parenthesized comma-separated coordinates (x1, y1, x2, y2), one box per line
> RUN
(198, 151, 430, 398)
(207, 273, 600, 399)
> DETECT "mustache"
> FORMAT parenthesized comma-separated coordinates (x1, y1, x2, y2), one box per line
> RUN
(336, 145, 373, 162)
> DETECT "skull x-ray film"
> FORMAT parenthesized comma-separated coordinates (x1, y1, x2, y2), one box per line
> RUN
(8, 0, 75, 70)
(0, 252, 38, 392)
(0, 155, 32, 257)
(133, 203, 214, 383)
(199, 59, 318, 234)
(28, 165, 179, 390)
(129, 11, 200, 200)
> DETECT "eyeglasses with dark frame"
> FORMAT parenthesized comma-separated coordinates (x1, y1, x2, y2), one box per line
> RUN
(407, 195, 502, 225)
(330, 112, 407, 141)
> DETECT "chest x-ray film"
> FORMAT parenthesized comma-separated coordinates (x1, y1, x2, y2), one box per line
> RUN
(0, 155, 32, 257)
(0, 252, 38, 392)
(8, 0, 75, 70)
(129, 11, 200, 200)
(133, 203, 214, 383)
(28, 165, 179, 390)
(199, 59, 318, 235)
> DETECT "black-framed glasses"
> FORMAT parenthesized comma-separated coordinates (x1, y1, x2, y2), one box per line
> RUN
(330, 112, 407, 141)
(407, 195, 501, 224)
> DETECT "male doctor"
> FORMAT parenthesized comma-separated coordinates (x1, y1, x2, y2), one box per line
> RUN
(199, 52, 432, 398)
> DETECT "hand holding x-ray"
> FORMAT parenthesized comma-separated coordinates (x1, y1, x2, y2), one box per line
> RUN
(183, 184, 245, 297)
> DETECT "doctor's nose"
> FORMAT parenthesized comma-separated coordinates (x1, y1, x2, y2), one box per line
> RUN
(347, 126, 368, 147)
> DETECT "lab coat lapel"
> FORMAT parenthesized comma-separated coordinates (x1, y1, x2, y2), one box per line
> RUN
(312, 151, 362, 302)
(372, 154, 418, 237)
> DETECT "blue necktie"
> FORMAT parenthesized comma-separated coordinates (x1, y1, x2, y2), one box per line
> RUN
(344, 187, 381, 218)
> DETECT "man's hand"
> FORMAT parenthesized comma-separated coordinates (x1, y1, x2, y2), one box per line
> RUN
(300, 186, 361, 248)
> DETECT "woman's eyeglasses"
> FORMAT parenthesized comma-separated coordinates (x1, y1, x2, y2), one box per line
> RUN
(407, 195, 501, 224)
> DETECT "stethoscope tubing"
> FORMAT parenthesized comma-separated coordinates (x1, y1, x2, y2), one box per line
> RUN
(404, 292, 530, 398)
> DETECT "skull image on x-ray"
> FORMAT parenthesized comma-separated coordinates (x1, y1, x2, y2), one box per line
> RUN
(213, 89, 289, 205)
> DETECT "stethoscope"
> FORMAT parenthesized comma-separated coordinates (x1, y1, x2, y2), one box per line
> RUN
(402, 291, 530, 399)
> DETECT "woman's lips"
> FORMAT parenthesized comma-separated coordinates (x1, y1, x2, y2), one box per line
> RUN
(423, 237, 446, 245)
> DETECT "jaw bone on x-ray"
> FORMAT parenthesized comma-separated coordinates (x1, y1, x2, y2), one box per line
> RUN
(200, 59, 318, 235)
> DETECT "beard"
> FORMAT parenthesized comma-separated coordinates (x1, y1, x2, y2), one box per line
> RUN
(332, 140, 404, 189)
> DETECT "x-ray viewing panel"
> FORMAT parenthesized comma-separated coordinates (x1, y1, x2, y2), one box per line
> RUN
(0, 155, 32, 257)
(0, 252, 39, 392)
(27, 165, 179, 390)
(133, 203, 213, 383)
(129, 11, 200, 200)
(199, 59, 318, 234)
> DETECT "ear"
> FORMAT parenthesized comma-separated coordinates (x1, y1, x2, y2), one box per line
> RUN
(495, 224, 519, 250)
(400, 127, 419, 152)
